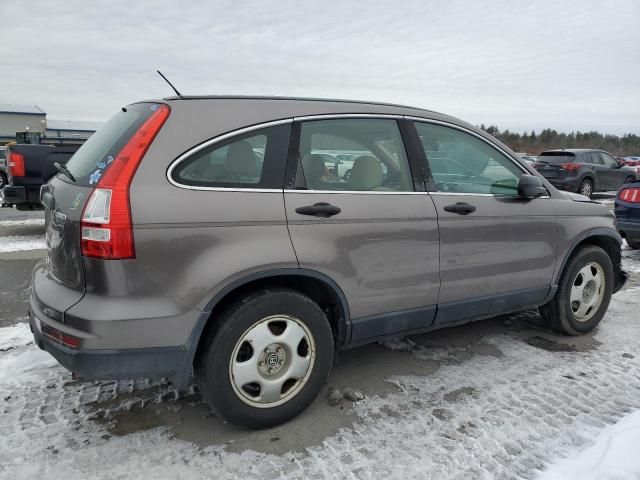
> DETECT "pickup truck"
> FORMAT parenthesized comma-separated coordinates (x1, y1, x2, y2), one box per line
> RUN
(0, 146, 7, 190)
(1, 144, 79, 210)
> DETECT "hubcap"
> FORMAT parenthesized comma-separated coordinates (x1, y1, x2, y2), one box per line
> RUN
(570, 262, 605, 322)
(229, 315, 316, 408)
(580, 182, 592, 196)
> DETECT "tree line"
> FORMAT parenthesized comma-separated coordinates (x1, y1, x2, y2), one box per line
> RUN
(479, 125, 640, 156)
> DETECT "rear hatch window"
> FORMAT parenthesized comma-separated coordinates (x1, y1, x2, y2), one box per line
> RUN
(65, 103, 161, 185)
(537, 152, 576, 164)
(43, 102, 163, 291)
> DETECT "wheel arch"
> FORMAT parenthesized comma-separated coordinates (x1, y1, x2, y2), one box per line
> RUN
(551, 228, 623, 299)
(579, 174, 595, 192)
(174, 268, 351, 391)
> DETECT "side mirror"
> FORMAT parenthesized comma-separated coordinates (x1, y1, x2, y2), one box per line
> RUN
(518, 174, 547, 199)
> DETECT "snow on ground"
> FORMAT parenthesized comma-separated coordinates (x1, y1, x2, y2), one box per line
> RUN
(0, 235, 46, 253)
(0, 219, 45, 228)
(1, 253, 639, 479)
(0, 322, 32, 351)
(538, 409, 640, 480)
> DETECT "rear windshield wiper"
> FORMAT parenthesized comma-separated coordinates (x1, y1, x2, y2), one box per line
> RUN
(54, 162, 76, 183)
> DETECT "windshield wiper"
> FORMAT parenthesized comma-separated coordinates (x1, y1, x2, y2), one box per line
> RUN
(54, 162, 76, 182)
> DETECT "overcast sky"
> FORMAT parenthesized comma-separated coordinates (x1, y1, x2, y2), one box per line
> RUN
(1, 0, 638, 134)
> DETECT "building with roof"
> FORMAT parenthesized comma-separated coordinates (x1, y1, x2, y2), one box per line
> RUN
(44, 119, 103, 144)
(0, 104, 47, 144)
(0, 104, 101, 145)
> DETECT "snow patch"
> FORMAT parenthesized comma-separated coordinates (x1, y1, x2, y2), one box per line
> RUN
(538, 410, 640, 480)
(0, 235, 46, 252)
(0, 322, 33, 351)
(0, 218, 45, 227)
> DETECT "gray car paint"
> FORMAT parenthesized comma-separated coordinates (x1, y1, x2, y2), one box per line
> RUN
(29, 96, 623, 388)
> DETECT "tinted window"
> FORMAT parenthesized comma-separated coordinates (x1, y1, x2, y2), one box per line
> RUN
(538, 152, 576, 164)
(599, 152, 618, 167)
(172, 123, 290, 189)
(47, 152, 74, 164)
(298, 119, 413, 192)
(65, 103, 159, 186)
(414, 122, 522, 195)
(589, 152, 604, 165)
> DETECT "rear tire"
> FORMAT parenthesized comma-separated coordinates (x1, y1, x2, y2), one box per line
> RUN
(578, 178, 593, 198)
(539, 245, 613, 335)
(196, 288, 334, 429)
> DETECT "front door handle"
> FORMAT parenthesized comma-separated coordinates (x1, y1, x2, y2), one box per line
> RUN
(443, 202, 476, 215)
(295, 202, 341, 218)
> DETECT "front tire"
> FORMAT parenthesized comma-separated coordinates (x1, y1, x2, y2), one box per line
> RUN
(196, 289, 334, 429)
(539, 245, 613, 335)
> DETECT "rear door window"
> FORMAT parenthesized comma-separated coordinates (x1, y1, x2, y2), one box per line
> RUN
(172, 123, 290, 189)
(297, 118, 413, 192)
(65, 103, 161, 186)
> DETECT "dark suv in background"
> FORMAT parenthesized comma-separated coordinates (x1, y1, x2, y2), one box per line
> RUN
(29, 96, 626, 428)
(533, 149, 636, 197)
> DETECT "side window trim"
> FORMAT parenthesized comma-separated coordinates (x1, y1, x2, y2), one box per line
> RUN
(167, 118, 293, 192)
(404, 115, 531, 197)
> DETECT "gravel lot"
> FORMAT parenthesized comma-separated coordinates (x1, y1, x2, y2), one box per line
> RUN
(1, 197, 639, 479)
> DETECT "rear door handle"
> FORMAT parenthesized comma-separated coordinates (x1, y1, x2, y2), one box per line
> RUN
(295, 202, 341, 218)
(443, 202, 476, 215)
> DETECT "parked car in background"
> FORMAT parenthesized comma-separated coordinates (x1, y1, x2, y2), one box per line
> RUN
(515, 152, 537, 164)
(0, 146, 7, 190)
(621, 156, 640, 175)
(1, 144, 79, 209)
(615, 180, 640, 249)
(30, 96, 626, 429)
(533, 149, 636, 197)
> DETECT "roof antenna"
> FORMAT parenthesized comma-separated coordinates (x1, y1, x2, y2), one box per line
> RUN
(157, 70, 182, 98)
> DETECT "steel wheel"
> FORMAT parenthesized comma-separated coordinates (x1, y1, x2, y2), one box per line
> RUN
(229, 314, 316, 408)
(570, 262, 605, 322)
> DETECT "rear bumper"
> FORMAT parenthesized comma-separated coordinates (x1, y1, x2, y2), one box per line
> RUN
(0, 184, 44, 209)
(617, 219, 640, 242)
(29, 260, 203, 390)
(0, 185, 26, 204)
(29, 293, 188, 382)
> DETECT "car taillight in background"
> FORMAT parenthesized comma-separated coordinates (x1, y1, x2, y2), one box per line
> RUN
(618, 188, 640, 203)
(81, 104, 170, 259)
(560, 163, 581, 171)
(7, 151, 26, 177)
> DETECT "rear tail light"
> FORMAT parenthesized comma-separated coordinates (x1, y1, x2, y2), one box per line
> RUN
(7, 151, 26, 177)
(560, 163, 581, 171)
(81, 104, 170, 259)
(619, 187, 640, 203)
(41, 324, 80, 349)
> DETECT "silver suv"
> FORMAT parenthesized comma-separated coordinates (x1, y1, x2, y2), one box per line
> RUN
(30, 96, 626, 428)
